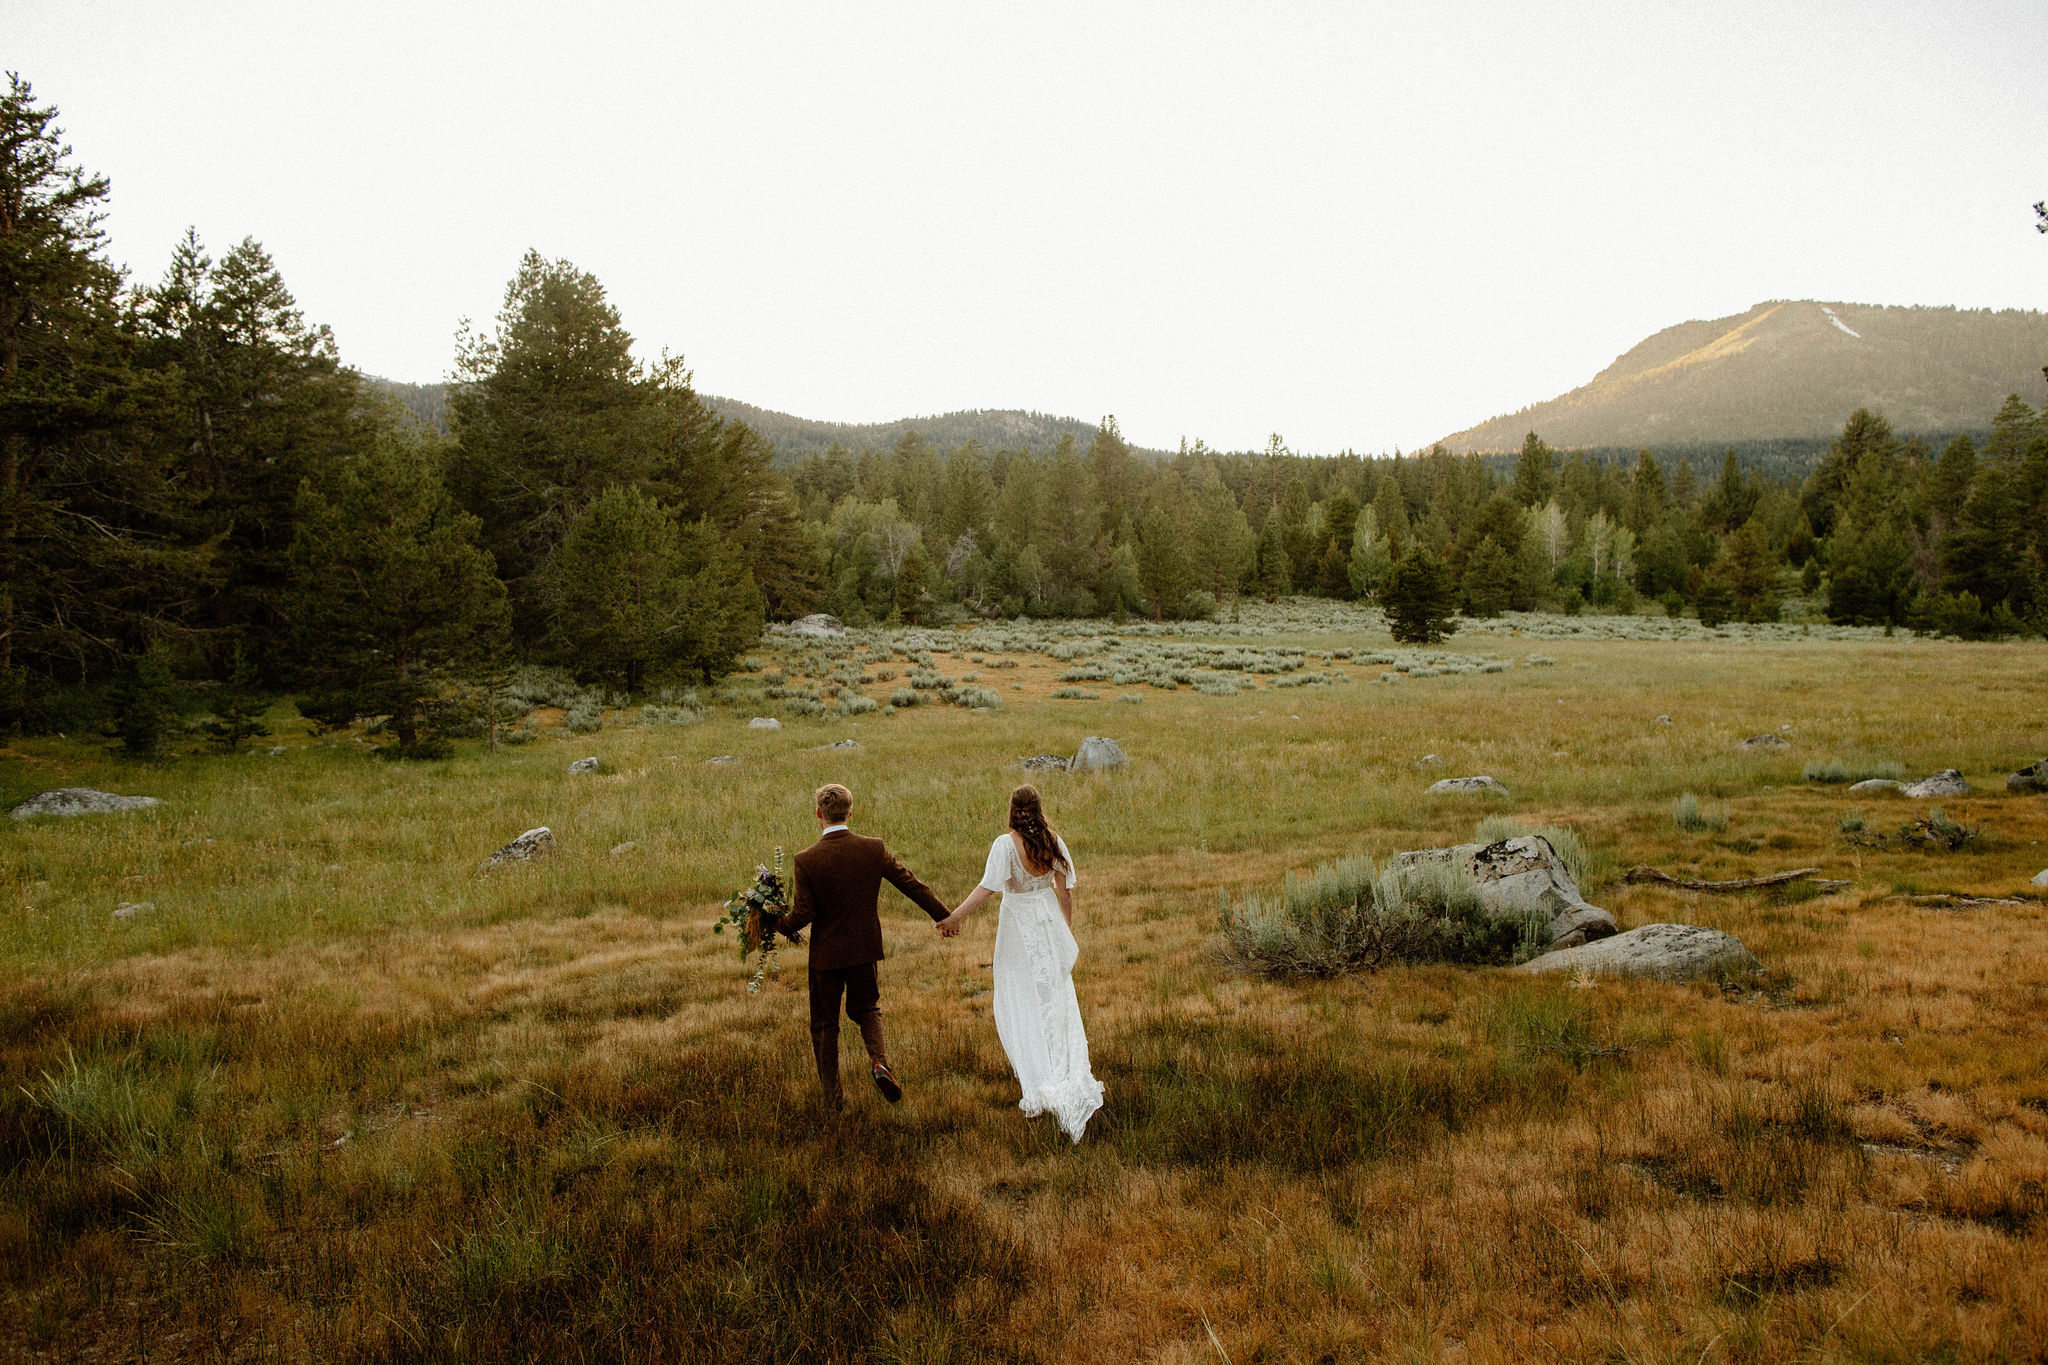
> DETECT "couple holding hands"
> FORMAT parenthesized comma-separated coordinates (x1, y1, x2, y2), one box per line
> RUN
(773, 782, 1103, 1143)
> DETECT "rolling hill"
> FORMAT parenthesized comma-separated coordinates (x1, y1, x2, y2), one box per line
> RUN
(359, 379, 1163, 464)
(1438, 301, 2048, 453)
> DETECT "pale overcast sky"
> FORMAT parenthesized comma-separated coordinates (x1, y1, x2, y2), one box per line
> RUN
(13, 2, 2047, 453)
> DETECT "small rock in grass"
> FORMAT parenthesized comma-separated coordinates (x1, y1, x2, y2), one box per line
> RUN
(706, 755, 737, 765)
(1739, 734, 1790, 750)
(1849, 778, 1903, 793)
(748, 717, 781, 730)
(610, 842, 639, 857)
(1070, 737, 1127, 772)
(568, 756, 601, 774)
(1417, 754, 1444, 765)
(1517, 923, 1762, 983)
(266, 745, 288, 755)
(1426, 776, 1508, 797)
(480, 827, 555, 873)
(1022, 754, 1069, 773)
(814, 739, 861, 750)
(1902, 769, 1969, 799)
(113, 902, 153, 919)
(11, 788, 161, 820)
(2005, 760, 2048, 793)
(1654, 715, 1672, 725)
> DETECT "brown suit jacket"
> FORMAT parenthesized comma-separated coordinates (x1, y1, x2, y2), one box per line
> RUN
(783, 829, 950, 971)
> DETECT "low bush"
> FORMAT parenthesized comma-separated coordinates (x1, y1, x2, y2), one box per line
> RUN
(889, 688, 920, 707)
(1051, 687, 1099, 700)
(639, 705, 701, 726)
(1672, 792, 1728, 833)
(1220, 855, 1547, 976)
(563, 695, 603, 733)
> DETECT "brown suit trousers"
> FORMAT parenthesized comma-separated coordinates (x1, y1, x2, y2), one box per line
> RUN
(782, 829, 950, 1104)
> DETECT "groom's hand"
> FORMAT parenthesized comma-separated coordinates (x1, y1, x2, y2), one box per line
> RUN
(935, 912, 963, 938)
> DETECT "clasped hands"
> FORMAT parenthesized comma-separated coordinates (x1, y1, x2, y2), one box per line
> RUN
(934, 910, 966, 938)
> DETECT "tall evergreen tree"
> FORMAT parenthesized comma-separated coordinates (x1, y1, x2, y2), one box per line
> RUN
(1382, 547, 1458, 644)
(1511, 432, 1554, 505)
(286, 431, 509, 753)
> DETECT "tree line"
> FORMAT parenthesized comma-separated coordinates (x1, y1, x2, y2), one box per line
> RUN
(5, 74, 2044, 756)
(1, 76, 804, 754)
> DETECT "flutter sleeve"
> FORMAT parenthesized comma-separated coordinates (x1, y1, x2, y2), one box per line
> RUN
(978, 835, 1010, 894)
(1056, 836, 1077, 889)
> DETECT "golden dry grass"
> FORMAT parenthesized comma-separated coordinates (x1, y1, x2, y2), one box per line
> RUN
(3, 624, 2046, 1362)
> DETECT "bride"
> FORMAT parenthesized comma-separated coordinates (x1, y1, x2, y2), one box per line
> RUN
(936, 785, 1104, 1142)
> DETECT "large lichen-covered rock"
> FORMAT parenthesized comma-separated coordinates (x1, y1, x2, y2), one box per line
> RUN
(567, 756, 601, 774)
(788, 614, 845, 638)
(1516, 922, 1762, 982)
(480, 827, 555, 873)
(1426, 775, 1508, 796)
(1070, 737, 1127, 772)
(11, 788, 161, 820)
(1902, 769, 1969, 798)
(1021, 754, 1069, 773)
(1396, 836, 1617, 950)
(2005, 760, 2048, 793)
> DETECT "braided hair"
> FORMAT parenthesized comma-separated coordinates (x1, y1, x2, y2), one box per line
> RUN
(1008, 784, 1068, 879)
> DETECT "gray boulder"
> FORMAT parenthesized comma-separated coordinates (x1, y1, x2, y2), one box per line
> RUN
(1849, 778, 1903, 793)
(567, 756, 601, 774)
(747, 716, 782, 730)
(1902, 769, 1969, 798)
(2006, 760, 2048, 793)
(2033, 869, 2048, 888)
(11, 788, 161, 820)
(788, 613, 845, 638)
(1516, 922, 1762, 982)
(1071, 736, 1127, 772)
(1739, 734, 1790, 750)
(1397, 835, 1617, 950)
(1426, 775, 1508, 796)
(1021, 753, 1069, 773)
(113, 901, 154, 919)
(480, 826, 555, 873)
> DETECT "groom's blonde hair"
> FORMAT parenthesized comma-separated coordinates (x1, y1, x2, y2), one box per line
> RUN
(815, 784, 853, 822)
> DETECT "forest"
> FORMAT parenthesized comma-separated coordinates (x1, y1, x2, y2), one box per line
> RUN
(5, 73, 2047, 756)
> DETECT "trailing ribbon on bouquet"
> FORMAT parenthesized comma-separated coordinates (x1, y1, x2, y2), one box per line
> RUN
(715, 846, 799, 994)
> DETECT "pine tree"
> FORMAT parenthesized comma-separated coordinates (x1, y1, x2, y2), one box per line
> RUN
(106, 644, 181, 757)
(894, 541, 930, 624)
(1459, 536, 1515, 617)
(1511, 432, 1554, 505)
(201, 641, 270, 752)
(1723, 521, 1781, 623)
(1382, 548, 1458, 644)
(1134, 507, 1191, 620)
(549, 484, 763, 690)
(1255, 515, 1290, 602)
(286, 431, 510, 754)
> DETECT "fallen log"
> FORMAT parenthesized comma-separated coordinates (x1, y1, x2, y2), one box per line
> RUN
(1907, 894, 2031, 910)
(1625, 865, 1839, 893)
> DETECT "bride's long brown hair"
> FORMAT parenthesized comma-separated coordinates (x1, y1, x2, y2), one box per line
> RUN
(1008, 784, 1068, 878)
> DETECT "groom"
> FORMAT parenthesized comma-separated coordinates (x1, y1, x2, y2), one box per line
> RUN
(777, 783, 951, 1111)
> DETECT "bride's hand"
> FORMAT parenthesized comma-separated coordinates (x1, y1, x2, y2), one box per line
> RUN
(935, 911, 964, 938)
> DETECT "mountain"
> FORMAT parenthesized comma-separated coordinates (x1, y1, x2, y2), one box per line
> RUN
(357, 378, 1164, 463)
(1438, 301, 2048, 453)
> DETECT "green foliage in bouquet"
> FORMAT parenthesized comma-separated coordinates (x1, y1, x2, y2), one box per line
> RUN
(715, 847, 799, 994)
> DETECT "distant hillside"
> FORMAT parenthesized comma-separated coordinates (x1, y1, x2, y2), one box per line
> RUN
(700, 396, 1170, 463)
(355, 377, 1160, 463)
(1439, 301, 2048, 453)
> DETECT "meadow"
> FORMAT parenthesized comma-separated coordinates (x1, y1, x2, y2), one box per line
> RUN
(3, 604, 2046, 1363)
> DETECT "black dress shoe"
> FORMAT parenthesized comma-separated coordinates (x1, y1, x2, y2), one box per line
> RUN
(871, 1061, 902, 1103)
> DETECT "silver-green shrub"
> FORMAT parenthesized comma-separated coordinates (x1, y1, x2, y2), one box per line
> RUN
(1672, 792, 1728, 832)
(1220, 856, 1546, 976)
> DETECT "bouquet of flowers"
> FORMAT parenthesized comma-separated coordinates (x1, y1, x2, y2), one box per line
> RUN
(715, 847, 801, 994)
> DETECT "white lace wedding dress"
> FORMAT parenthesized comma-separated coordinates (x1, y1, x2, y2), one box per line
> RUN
(978, 832, 1104, 1142)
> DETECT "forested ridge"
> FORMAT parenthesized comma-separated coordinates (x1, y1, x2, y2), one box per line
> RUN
(6, 75, 2047, 756)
